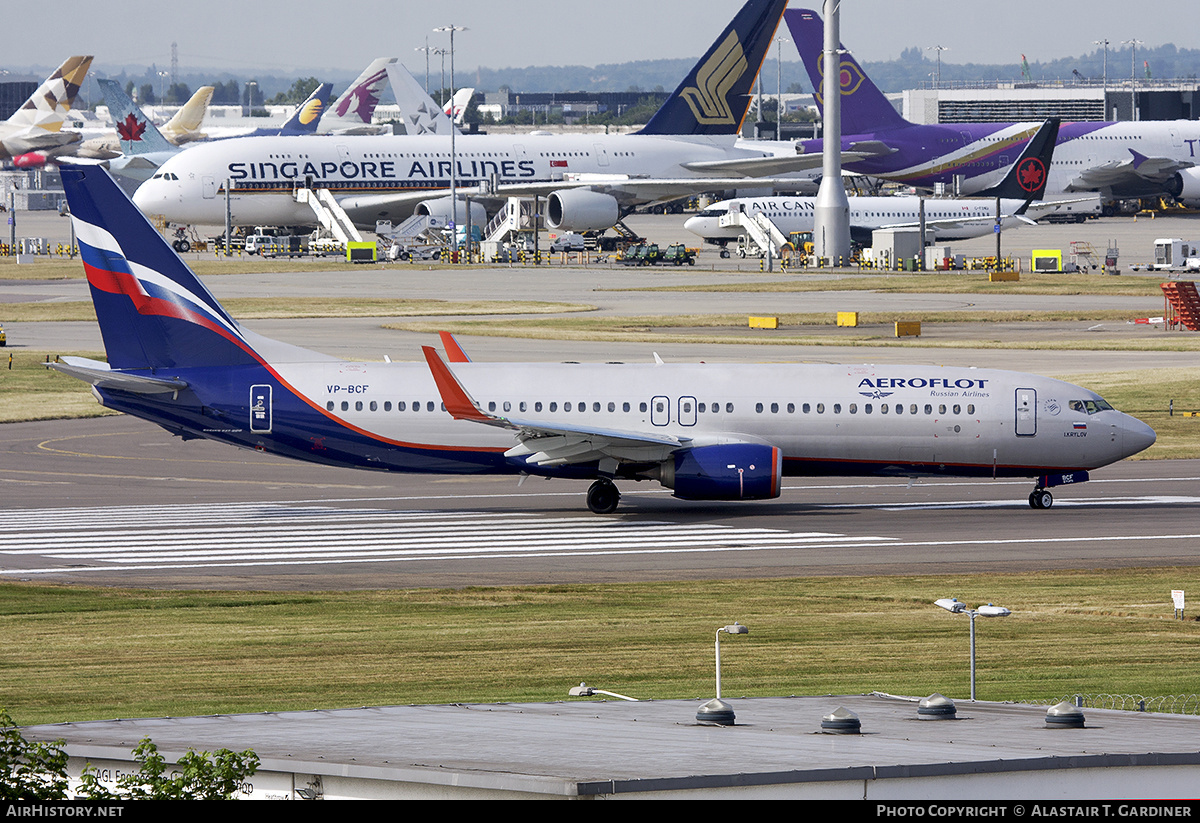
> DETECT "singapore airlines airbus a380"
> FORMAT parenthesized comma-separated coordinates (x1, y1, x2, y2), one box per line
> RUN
(52, 165, 1154, 514)
(130, 0, 826, 233)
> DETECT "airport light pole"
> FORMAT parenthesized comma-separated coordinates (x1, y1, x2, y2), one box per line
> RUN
(435, 25, 468, 261)
(934, 598, 1011, 701)
(1093, 39, 1110, 110)
(415, 40, 432, 95)
(926, 45, 949, 90)
(1123, 39, 1143, 120)
(812, 0, 851, 265)
(431, 48, 448, 108)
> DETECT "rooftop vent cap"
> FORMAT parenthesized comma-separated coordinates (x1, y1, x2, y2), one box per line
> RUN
(821, 706, 862, 734)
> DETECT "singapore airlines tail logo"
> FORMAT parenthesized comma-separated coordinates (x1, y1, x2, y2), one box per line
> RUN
(680, 31, 748, 125)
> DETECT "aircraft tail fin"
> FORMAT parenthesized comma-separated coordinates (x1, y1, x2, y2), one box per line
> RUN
(385, 63, 458, 136)
(324, 57, 397, 132)
(639, 0, 786, 136)
(5, 56, 93, 133)
(60, 164, 261, 372)
(279, 82, 332, 135)
(96, 79, 176, 155)
(784, 8, 910, 135)
(445, 87, 474, 125)
(162, 86, 213, 143)
(974, 118, 1060, 201)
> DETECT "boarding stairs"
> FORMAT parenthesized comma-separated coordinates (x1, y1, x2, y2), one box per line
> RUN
(1161, 281, 1200, 331)
(481, 197, 541, 259)
(718, 208, 788, 256)
(375, 214, 449, 258)
(294, 186, 363, 245)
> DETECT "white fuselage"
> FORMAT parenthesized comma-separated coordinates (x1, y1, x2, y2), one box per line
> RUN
(266, 358, 1153, 480)
(130, 131, 804, 227)
(685, 195, 1050, 244)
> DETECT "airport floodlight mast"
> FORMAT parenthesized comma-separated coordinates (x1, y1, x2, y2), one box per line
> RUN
(1093, 39, 1110, 103)
(415, 39, 432, 95)
(435, 25, 468, 259)
(934, 599, 1012, 701)
(926, 45, 949, 90)
(1123, 38, 1143, 120)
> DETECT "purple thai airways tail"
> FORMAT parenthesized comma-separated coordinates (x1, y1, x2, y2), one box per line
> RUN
(785, 7, 910, 136)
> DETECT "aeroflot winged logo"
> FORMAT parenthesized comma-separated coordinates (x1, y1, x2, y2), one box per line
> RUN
(680, 31, 748, 125)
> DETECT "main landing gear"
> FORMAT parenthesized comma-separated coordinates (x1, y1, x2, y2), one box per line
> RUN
(586, 478, 620, 514)
(1028, 487, 1054, 509)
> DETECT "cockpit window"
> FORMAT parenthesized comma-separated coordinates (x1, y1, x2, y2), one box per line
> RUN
(1069, 398, 1114, 414)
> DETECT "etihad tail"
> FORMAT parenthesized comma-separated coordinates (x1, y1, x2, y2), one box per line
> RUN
(785, 8, 909, 136)
(161, 86, 214, 144)
(60, 164, 259, 371)
(974, 118, 1060, 201)
(5, 56, 93, 133)
(96, 79, 176, 156)
(639, 0, 785, 136)
(279, 82, 332, 135)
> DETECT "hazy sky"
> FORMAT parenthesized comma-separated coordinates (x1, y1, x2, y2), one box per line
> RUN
(3, 0, 1194, 77)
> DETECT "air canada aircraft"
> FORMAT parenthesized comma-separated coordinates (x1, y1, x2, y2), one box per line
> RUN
(131, 0, 826, 232)
(787, 8, 1200, 210)
(688, 117, 1065, 246)
(53, 164, 1155, 513)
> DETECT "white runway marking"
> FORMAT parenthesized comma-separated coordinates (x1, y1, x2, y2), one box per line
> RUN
(0, 502, 893, 575)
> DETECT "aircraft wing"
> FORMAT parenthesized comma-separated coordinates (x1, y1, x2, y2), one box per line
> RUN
(681, 140, 895, 176)
(422, 346, 685, 467)
(338, 176, 823, 225)
(1067, 149, 1195, 191)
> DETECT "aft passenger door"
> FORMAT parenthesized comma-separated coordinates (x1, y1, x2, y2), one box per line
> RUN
(1015, 388, 1036, 436)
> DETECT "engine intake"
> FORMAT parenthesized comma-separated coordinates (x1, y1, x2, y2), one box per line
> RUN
(546, 189, 620, 231)
(661, 443, 782, 501)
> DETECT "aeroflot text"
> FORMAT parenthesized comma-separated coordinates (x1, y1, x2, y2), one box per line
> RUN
(874, 805, 1192, 817)
(859, 378, 990, 389)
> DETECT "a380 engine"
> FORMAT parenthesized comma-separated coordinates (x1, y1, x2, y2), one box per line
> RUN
(658, 443, 783, 501)
(414, 196, 487, 227)
(546, 189, 620, 231)
(1168, 168, 1200, 207)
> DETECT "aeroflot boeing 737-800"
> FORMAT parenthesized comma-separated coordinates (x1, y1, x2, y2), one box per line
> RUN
(52, 165, 1155, 514)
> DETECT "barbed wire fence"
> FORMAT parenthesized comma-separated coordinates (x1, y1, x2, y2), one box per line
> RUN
(1021, 694, 1200, 715)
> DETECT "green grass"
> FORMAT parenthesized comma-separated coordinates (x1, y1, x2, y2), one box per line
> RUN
(1, 298, 594, 323)
(2, 570, 1198, 725)
(616, 270, 1168, 296)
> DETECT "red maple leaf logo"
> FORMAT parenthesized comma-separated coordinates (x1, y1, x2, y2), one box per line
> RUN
(116, 113, 146, 142)
(1017, 158, 1045, 192)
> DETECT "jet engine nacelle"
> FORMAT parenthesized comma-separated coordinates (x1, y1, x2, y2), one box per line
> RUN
(414, 196, 487, 228)
(546, 188, 620, 231)
(1168, 168, 1200, 207)
(660, 443, 782, 501)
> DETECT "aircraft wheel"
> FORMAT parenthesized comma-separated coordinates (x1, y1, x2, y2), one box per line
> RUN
(720, 249, 730, 259)
(178, 239, 190, 253)
(586, 478, 620, 515)
(1029, 489, 1053, 509)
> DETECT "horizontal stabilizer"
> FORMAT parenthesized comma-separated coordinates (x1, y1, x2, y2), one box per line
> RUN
(48, 356, 188, 395)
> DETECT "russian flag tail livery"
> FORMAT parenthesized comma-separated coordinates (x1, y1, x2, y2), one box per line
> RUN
(639, 0, 786, 137)
(61, 165, 258, 371)
(785, 8, 910, 136)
